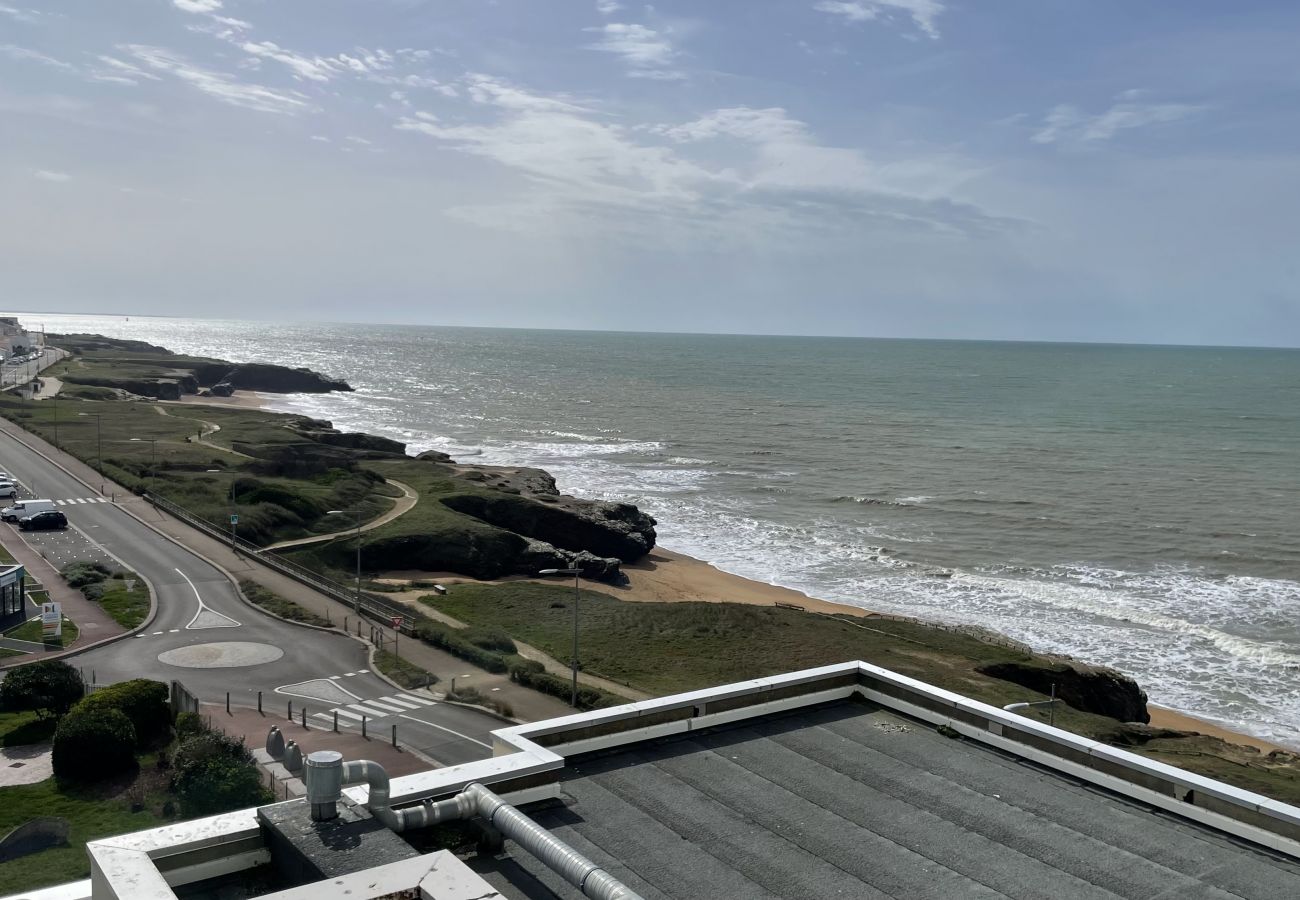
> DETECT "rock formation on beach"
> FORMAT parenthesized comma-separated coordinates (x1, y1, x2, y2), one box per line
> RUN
(977, 658, 1151, 723)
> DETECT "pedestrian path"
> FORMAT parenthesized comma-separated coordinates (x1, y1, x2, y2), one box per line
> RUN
(313, 690, 437, 725)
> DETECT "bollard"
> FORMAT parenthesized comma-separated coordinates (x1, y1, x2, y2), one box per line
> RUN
(288, 700, 293, 720)
(301, 707, 307, 728)
(391, 724, 397, 748)
(344, 616, 348, 632)
(226, 692, 230, 715)
(333, 711, 338, 732)
(257, 691, 262, 714)
(361, 715, 367, 739)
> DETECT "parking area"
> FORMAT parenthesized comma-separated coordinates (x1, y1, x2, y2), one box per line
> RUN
(0, 471, 120, 573)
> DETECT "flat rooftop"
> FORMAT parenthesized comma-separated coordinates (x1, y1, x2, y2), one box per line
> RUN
(472, 699, 1300, 899)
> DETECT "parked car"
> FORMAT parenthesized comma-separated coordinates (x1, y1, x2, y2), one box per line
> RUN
(1, 499, 55, 521)
(0, 481, 17, 499)
(19, 510, 67, 531)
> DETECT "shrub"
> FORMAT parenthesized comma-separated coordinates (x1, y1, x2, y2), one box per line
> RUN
(82, 582, 107, 602)
(175, 711, 207, 739)
(412, 621, 508, 673)
(0, 660, 84, 719)
(172, 730, 266, 817)
(61, 562, 111, 588)
(52, 707, 137, 780)
(78, 679, 171, 747)
(175, 756, 270, 817)
(507, 662, 623, 711)
(463, 626, 517, 654)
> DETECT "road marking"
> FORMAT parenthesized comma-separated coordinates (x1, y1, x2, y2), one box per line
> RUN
(329, 675, 341, 680)
(152, 631, 163, 635)
(398, 693, 435, 706)
(358, 669, 370, 674)
(169, 628, 179, 633)
(347, 702, 392, 718)
(357, 698, 406, 714)
(377, 696, 421, 710)
(177, 567, 241, 629)
(397, 713, 492, 749)
(343, 672, 356, 677)
(332, 708, 364, 722)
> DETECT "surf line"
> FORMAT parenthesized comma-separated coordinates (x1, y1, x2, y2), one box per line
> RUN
(177, 567, 241, 629)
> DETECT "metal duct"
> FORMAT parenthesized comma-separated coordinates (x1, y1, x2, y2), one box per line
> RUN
(302, 752, 644, 900)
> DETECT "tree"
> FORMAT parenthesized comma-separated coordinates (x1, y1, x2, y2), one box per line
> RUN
(0, 660, 84, 720)
(77, 679, 171, 747)
(174, 756, 270, 817)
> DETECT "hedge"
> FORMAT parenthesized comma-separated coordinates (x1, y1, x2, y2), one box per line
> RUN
(52, 707, 136, 780)
(506, 659, 624, 711)
(412, 621, 508, 673)
(77, 679, 171, 747)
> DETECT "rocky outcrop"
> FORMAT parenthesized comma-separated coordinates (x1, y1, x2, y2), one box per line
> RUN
(218, 363, 352, 394)
(440, 493, 656, 563)
(416, 450, 454, 463)
(209, 381, 235, 397)
(286, 419, 407, 456)
(978, 658, 1150, 723)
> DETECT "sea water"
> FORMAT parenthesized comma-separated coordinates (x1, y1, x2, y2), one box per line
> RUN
(23, 314, 1300, 747)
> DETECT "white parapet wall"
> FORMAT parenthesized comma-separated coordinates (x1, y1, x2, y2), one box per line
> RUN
(8, 660, 1299, 900)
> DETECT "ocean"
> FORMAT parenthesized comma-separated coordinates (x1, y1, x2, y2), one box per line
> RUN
(19, 313, 1300, 747)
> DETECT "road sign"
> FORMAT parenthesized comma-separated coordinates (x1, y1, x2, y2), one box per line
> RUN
(124, 578, 137, 593)
(230, 514, 239, 525)
(41, 601, 62, 641)
(390, 616, 404, 630)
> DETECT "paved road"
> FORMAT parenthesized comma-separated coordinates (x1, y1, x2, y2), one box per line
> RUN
(0, 428, 502, 765)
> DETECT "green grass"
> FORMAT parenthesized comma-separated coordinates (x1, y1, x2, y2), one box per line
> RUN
(0, 777, 161, 894)
(426, 582, 1300, 804)
(96, 572, 150, 629)
(5, 614, 79, 648)
(0, 647, 28, 659)
(0, 709, 56, 746)
(0, 542, 17, 565)
(373, 649, 437, 690)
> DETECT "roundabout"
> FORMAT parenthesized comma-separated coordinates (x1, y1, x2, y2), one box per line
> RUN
(157, 641, 284, 669)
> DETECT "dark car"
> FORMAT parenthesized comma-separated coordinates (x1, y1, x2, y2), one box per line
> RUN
(19, 510, 68, 531)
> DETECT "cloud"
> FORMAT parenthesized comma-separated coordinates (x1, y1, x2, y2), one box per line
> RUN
(123, 45, 310, 114)
(814, 1, 945, 39)
(89, 55, 163, 86)
(586, 22, 683, 80)
(596, 1, 623, 14)
(1032, 93, 1204, 145)
(395, 79, 1010, 243)
(1, 44, 75, 71)
(34, 169, 71, 182)
(239, 41, 339, 82)
(173, 0, 223, 13)
(0, 4, 39, 24)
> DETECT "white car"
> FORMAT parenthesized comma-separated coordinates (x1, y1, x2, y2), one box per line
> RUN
(0, 482, 16, 499)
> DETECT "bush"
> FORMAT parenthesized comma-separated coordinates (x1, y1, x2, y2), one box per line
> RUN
(52, 707, 137, 780)
(82, 582, 106, 602)
(175, 756, 270, 817)
(507, 661, 623, 711)
(412, 621, 508, 673)
(78, 679, 171, 747)
(0, 660, 84, 719)
(172, 730, 267, 817)
(175, 711, 206, 739)
(61, 562, 111, 588)
(463, 626, 517, 654)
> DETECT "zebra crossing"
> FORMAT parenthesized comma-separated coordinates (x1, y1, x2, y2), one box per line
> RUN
(312, 690, 437, 725)
(53, 497, 110, 506)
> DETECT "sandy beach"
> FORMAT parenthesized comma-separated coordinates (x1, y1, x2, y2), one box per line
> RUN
(171, 389, 269, 410)
(382, 546, 1290, 754)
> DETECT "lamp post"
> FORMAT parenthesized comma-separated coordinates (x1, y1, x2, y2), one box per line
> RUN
(539, 565, 583, 708)
(327, 509, 363, 615)
(77, 413, 102, 480)
(130, 438, 157, 492)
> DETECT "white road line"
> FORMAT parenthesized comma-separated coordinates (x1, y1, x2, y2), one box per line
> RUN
(168, 628, 179, 633)
(397, 713, 492, 749)
(343, 672, 356, 677)
(177, 567, 241, 629)
(332, 708, 364, 722)
(328, 675, 341, 680)
(275, 679, 363, 703)
(358, 699, 406, 714)
(95, 498, 109, 503)
(358, 669, 370, 674)
(377, 696, 420, 710)
(398, 693, 436, 706)
(347, 703, 391, 718)
(152, 631, 163, 635)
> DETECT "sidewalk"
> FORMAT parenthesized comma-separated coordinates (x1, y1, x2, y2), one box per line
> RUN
(0, 411, 576, 722)
(0, 526, 126, 660)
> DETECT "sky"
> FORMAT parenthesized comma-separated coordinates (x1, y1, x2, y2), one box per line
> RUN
(2, 1, 1299, 346)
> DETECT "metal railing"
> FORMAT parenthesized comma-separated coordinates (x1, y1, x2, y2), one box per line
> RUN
(143, 492, 417, 629)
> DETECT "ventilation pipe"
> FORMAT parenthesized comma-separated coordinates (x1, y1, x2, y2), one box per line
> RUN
(303, 751, 644, 900)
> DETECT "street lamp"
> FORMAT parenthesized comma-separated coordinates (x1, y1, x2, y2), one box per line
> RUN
(327, 509, 363, 615)
(539, 565, 583, 708)
(130, 438, 157, 492)
(77, 412, 102, 481)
